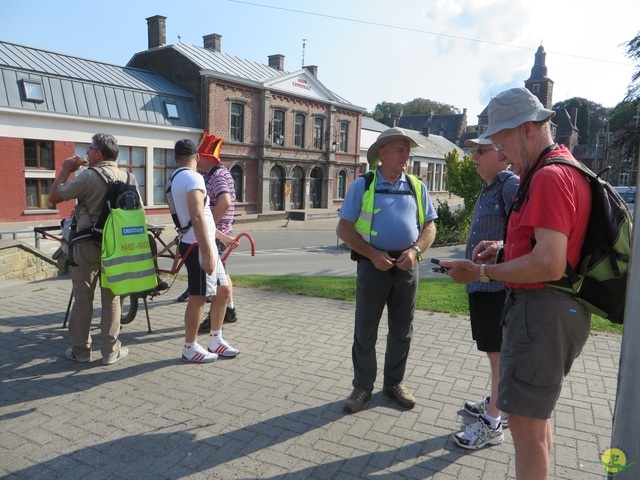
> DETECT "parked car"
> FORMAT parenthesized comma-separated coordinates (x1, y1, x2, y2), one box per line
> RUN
(613, 186, 636, 215)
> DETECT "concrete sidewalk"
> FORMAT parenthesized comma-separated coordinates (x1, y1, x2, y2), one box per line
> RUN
(0, 276, 619, 479)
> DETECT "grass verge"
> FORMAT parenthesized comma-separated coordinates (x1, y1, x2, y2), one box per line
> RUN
(230, 274, 622, 335)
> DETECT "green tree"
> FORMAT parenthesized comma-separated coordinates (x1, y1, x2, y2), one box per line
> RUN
(370, 98, 459, 121)
(624, 30, 640, 102)
(370, 101, 404, 121)
(403, 98, 459, 115)
(432, 149, 482, 244)
(612, 32, 640, 166)
(552, 97, 608, 145)
(443, 149, 483, 212)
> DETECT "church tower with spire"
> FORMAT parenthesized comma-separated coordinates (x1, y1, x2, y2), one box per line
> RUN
(525, 45, 554, 108)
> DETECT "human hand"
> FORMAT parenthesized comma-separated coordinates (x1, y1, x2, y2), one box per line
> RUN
(223, 234, 240, 249)
(393, 250, 417, 271)
(438, 259, 479, 284)
(62, 155, 88, 172)
(199, 250, 215, 275)
(472, 240, 501, 265)
(370, 250, 397, 271)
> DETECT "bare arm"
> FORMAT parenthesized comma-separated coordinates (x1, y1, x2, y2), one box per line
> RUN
(187, 189, 214, 275)
(49, 156, 85, 204)
(441, 227, 567, 284)
(212, 193, 231, 224)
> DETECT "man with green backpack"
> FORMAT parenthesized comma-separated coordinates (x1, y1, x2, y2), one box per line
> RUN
(50, 133, 135, 366)
(442, 88, 600, 480)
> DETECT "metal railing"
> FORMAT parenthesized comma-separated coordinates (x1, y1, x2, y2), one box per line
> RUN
(0, 229, 48, 250)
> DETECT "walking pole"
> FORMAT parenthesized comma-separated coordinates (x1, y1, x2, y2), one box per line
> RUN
(62, 291, 73, 328)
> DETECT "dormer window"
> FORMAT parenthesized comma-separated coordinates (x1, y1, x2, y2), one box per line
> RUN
(22, 79, 44, 103)
(164, 102, 180, 119)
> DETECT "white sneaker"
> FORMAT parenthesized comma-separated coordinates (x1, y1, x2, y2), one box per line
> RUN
(208, 337, 239, 357)
(182, 343, 217, 363)
(453, 416, 504, 450)
(463, 396, 509, 428)
(464, 396, 489, 417)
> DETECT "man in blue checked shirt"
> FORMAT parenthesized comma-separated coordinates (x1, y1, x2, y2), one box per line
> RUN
(452, 137, 518, 450)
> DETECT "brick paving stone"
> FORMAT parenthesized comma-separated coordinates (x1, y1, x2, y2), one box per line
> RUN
(0, 275, 622, 479)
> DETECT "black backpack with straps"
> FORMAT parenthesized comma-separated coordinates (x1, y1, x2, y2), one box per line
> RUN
(165, 167, 193, 234)
(73, 167, 140, 243)
(512, 157, 633, 324)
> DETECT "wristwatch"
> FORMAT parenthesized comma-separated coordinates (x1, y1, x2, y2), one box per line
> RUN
(411, 244, 422, 256)
(479, 264, 491, 283)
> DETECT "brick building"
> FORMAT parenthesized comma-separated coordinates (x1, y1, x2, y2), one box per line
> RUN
(128, 15, 365, 214)
(0, 40, 201, 224)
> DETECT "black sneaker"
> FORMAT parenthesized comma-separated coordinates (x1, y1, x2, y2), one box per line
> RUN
(177, 289, 189, 302)
(224, 307, 238, 323)
(198, 312, 211, 333)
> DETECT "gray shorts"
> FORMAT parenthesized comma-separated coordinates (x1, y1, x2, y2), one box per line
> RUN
(497, 288, 590, 419)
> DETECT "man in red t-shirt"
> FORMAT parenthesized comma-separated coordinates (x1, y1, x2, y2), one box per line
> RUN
(442, 88, 591, 480)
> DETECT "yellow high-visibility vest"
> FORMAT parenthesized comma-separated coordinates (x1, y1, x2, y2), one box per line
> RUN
(101, 208, 157, 295)
(354, 169, 425, 244)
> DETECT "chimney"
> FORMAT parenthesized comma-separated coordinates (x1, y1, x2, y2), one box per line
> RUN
(203, 34, 222, 52)
(303, 65, 318, 77)
(146, 15, 167, 49)
(422, 127, 430, 137)
(571, 107, 578, 127)
(268, 54, 285, 71)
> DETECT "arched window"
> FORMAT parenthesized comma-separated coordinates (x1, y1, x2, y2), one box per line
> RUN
(270, 165, 286, 210)
(291, 166, 305, 209)
(310, 167, 323, 208)
(337, 170, 347, 199)
(230, 164, 244, 202)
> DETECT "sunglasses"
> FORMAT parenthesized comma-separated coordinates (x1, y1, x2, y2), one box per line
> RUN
(474, 147, 495, 156)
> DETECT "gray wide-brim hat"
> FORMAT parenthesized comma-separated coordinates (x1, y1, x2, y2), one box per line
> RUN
(485, 87, 556, 138)
(464, 136, 493, 147)
(367, 127, 420, 166)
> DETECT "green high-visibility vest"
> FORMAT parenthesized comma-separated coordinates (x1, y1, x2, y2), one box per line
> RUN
(354, 169, 426, 244)
(101, 208, 157, 295)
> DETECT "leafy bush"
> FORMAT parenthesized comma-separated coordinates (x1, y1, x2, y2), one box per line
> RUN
(434, 200, 471, 244)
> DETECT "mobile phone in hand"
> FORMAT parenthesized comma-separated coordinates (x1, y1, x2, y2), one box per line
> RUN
(431, 258, 446, 273)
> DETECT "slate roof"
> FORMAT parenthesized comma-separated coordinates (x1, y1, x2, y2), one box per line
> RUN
(131, 43, 357, 108)
(0, 41, 200, 127)
(170, 43, 289, 83)
(393, 113, 466, 145)
(362, 116, 389, 132)
(399, 128, 463, 159)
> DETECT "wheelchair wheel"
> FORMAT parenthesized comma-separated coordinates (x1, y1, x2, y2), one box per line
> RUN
(120, 294, 138, 324)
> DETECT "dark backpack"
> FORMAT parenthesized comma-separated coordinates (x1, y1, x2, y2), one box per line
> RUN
(165, 167, 193, 234)
(74, 167, 140, 243)
(517, 158, 633, 324)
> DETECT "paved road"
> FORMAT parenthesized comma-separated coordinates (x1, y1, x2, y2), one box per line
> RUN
(150, 217, 466, 278)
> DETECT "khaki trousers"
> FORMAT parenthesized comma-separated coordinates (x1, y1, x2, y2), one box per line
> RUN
(68, 241, 121, 359)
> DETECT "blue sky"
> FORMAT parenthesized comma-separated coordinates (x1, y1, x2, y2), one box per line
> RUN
(2, 0, 638, 122)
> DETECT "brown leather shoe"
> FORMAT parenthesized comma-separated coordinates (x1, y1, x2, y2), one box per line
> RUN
(383, 383, 416, 409)
(343, 388, 372, 413)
